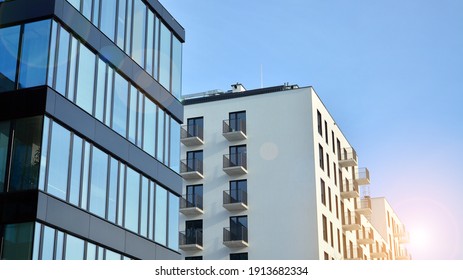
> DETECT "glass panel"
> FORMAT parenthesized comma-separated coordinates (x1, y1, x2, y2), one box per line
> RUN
(112, 72, 128, 137)
(159, 22, 171, 91)
(92, 0, 100, 24)
(124, 0, 132, 54)
(116, 0, 126, 49)
(67, 37, 78, 101)
(81, 142, 90, 209)
(89, 146, 108, 218)
(9, 117, 43, 191)
(32, 222, 41, 260)
(107, 157, 118, 223)
(0, 25, 20, 92)
(125, 166, 140, 233)
(104, 67, 114, 127)
(146, 11, 154, 76)
(148, 181, 155, 240)
(64, 234, 84, 260)
(105, 249, 121, 260)
(140, 176, 148, 237)
(168, 193, 179, 250)
(19, 20, 51, 89)
(156, 108, 164, 162)
(47, 122, 71, 200)
(76, 45, 96, 114)
(100, 0, 116, 40)
(132, 0, 146, 66)
(47, 22, 57, 87)
(136, 90, 143, 147)
(143, 97, 156, 157)
(0, 121, 11, 192)
(128, 85, 137, 143)
(155, 185, 167, 246)
(82, 0, 92, 19)
(69, 134, 83, 206)
(153, 17, 159, 80)
(67, 0, 81, 10)
(116, 163, 125, 226)
(97, 246, 104, 260)
(171, 36, 182, 99)
(94, 58, 106, 122)
(86, 243, 96, 260)
(55, 27, 70, 96)
(1, 222, 34, 260)
(164, 115, 170, 166)
(41, 225, 55, 260)
(169, 119, 180, 172)
(55, 231, 64, 260)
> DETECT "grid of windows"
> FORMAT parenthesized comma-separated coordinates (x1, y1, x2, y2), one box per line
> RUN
(66, 0, 182, 98)
(0, 20, 181, 172)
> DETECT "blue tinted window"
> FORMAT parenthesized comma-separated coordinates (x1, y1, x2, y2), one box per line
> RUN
(86, 243, 96, 260)
(156, 108, 164, 162)
(112, 72, 128, 137)
(155, 185, 167, 246)
(65, 234, 84, 260)
(0, 121, 11, 192)
(116, 0, 126, 49)
(107, 158, 118, 223)
(47, 22, 57, 87)
(105, 249, 121, 260)
(32, 223, 41, 260)
(169, 119, 180, 172)
(41, 226, 55, 260)
(89, 146, 108, 218)
(132, 0, 146, 67)
(18, 20, 51, 88)
(81, 142, 90, 209)
(47, 122, 71, 200)
(159, 22, 171, 91)
(140, 177, 149, 237)
(94, 58, 106, 122)
(105, 68, 114, 127)
(55, 27, 70, 95)
(67, 37, 78, 101)
(143, 97, 156, 157)
(124, 0, 133, 53)
(76, 45, 96, 114)
(0, 24, 20, 92)
(100, 0, 116, 40)
(38, 117, 49, 191)
(128, 86, 137, 143)
(55, 231, 64, 260)
(9, 117, 43, 191)
(146, 11, 155, 77)
(1, 222, 34, 260)
(82, 0, 91, 18)
(117, 164, 125, 226)
(69, 134, 83, 206)
(67, 0, 81, 10)
(171, 37, 182, 99)
(168, 193, 179, 250)
(148, 181, 155, 240)
(125, 166, 140, 233)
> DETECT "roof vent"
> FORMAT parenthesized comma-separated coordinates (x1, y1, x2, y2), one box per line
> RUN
(231, 83, 246, 93)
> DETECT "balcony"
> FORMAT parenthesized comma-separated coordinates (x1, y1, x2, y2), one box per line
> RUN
(223, 153, 248, 175)
(370, 250, 388, 259)
(338, 147, 358, 168)
(223, 119, 247, 141)
(180, 194, 204, 216)
(355, 196, 372, 216)
(180, 124, 204, 146)
(345, 246, 364, 260)
(357, 230, 374, 245)
(223, 190, 248, 211)
(396, 251, 411, 260)
(179, 230, 203, 251)
(223, 226, 248, 248)
(342, 215, 361, 231)
(180, 159, 204, 179)
(355, 167, 370, 185)
(394, 225, 409, 243)
(340, 180, 359, 200)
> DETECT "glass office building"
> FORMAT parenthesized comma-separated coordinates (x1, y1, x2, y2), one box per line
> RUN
(0, 0, 184, 260)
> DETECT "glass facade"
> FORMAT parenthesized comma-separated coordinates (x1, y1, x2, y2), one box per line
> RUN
(66, 0, 183, 99)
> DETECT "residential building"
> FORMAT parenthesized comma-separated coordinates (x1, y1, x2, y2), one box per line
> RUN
(179, 83, 409, 260)
(0, 0, 184, 260)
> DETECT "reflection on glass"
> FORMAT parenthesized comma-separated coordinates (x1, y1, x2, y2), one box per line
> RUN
(148, 181, 155, 240)
(47, 22, 57, 87)
(67, 37, 78, 101)
(81, 142, 90, 209)
(169, 119, 180, 172)
(0, 25, 20, 92)
(112, 72, 128, 137)
(171, 36, 182, 99)
(38, 117, 50, 191)
(116, 0, 126, 49)
(140, 177, 149, 237)
(65, 234, 84, 260)
(0, 121, 11, 192)
(47, 122, 71, 200)
(105, 68, 114, 127)
(155, 185, 167, 246)
(168, 193, 179, 250)
(100, 0, 116, 40)
(107, 158, 118, 223)
(143, 97, 156, 157)
(146, 11, 155, 76)
(105, 249, 121, 260)
(95, 58, 106, 122)
(89, 146, 108, 218)
(55, 231, 64, 260)
(69, 134, 83, 206)
(132, 0, 146, 67)
(9, 117, 43, 191)
(125, 0, 133, 54)
(117, 164, 125, 227)
(159, 22, 172, 91)
(41, 226, 55, 260)
(128, 86, 137, 143)
(56, 27, 70, 95)
(156, 108, 164, 162)
(32, 222, 41, 260)
(82, 0, 91, 18)
(18, 20, 51, 89)
(125, 166, 140, 233)
(1, 222, 34, 260)
(86, 243, 96, 260)
(76, 45, 96, 114)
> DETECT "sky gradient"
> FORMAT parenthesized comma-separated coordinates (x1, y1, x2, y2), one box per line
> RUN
(162, 0, 463, 259)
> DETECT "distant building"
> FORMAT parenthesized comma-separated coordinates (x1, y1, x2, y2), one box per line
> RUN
(0, 0, 184, 260)
(178, 84, 410, 260)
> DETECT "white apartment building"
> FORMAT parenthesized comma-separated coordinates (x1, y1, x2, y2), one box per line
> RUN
(178, 84, 409, 260)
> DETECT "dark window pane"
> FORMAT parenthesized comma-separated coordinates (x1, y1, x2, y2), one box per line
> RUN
(18, 20, 51, 88)
(230, 253, 248, 260)
(0, 25, 20, 92)
(9, 117, 43, 191)
(0, 121, 11, 192)
(1, 222, 34, 260)
(47, 122, 71, 200)
(89, 146, 108, 218)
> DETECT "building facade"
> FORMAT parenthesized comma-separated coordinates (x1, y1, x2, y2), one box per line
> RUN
(179, 84, 410, 260)
(0, 0, 184, 260)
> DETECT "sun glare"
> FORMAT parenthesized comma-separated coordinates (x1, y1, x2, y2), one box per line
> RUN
(409, 226, 431, 249)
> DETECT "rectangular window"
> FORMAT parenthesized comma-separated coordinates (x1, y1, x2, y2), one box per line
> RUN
(331, 131, 335, 153)
(317, 110, 322, 136)
(171, 36, 182, 99)
(229, 180, 247, 204)
(186, 150, 203, 173)
(229, 216, 248, 242)
(326, 153, 330, 177)
(0, 121, 11, 192)
(155, 185, 168, 246)
(229, 145, 247, 168)
(1, 222, 34, 260)
(116, 0, 126, 50)
(169, 119, 180, 172)
(76, 44, 96, 115)
(55, 26, 70, 95)
(324, 252, 329, 260)
(336, 139, 341, 160)
(333, 163, 337, 186)
(185, 220, 202, 247)
(47, 121, 71, 200)
(328, 187, 332, 212)
(186, 117, 204, 139)
(100, 0, 116, 40)
(322, 215, 328, 242)
(320, 179, 326, 206)
(143, 97, 157, 157)
(337, 229, 341, 253)
(228, 111, 246, 133)
(186, 184, 203, 209)
(168, 193, 179, 250)
(89, 146, 108, 218)
(230, 253, 248, 260)
(330, 222, 334, 247)
(107, 157, 118, 223)
(64, 234, 84, 260)
(125, 166, 140, 233)
(146, 10, 155, 76)
(132, 0, 146, 67)
(335, 195, 339, 219)
(319, 144, 324, 170)
(112, 71, 129, 137)
(324, 121, 328, 144)
(0, 25, 20, 92)
(156, 108, 165, 162)
(159, 22, 172, 91)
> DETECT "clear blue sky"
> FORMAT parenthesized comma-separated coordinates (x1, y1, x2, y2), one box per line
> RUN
(162, 0, 463, 260)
